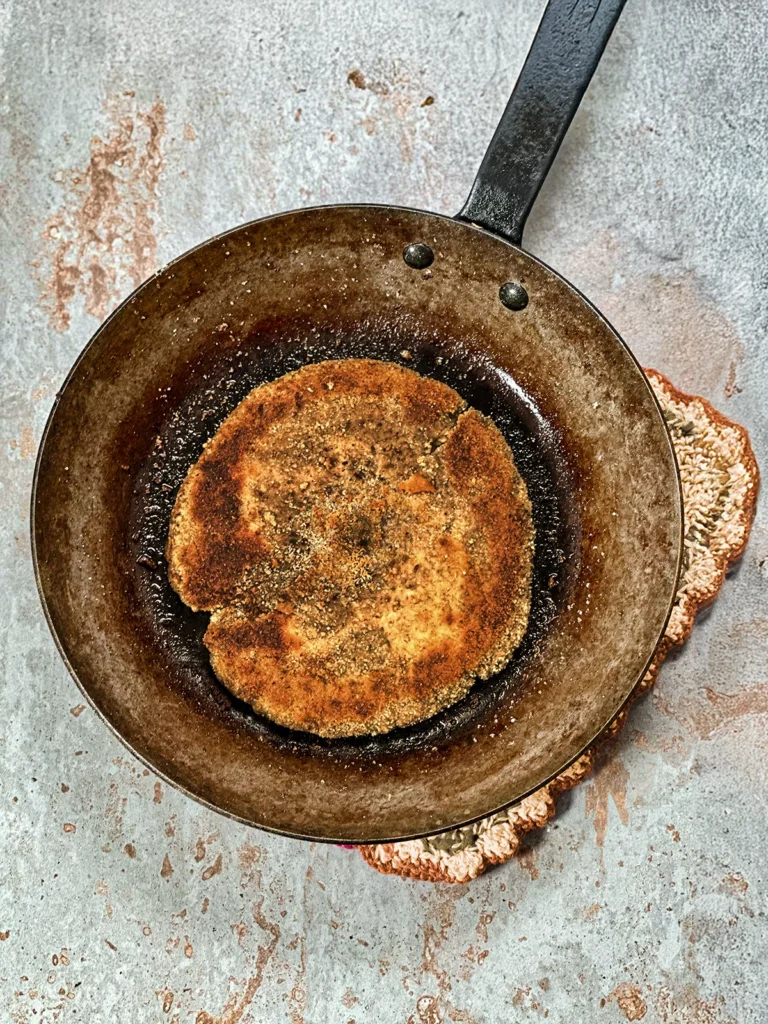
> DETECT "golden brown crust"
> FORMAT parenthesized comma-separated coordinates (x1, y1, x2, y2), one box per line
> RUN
(166, 359, 534, 738)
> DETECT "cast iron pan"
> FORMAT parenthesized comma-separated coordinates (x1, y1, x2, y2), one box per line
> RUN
(32, 0, 683, 842)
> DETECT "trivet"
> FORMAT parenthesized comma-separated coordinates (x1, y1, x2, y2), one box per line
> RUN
(356, 369, 759, 882)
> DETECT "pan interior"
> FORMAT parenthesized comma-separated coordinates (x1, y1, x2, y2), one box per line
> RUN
(130, 330, 574, 760)
(32, 205, 682, 841)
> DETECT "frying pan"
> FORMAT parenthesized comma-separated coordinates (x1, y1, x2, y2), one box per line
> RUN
(32, 0, 683, 843)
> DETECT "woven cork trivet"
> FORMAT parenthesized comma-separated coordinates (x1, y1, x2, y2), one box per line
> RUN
(357, 369, 760, 883)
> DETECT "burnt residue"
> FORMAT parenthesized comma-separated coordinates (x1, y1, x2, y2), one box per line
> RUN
(128, 324, 576, 764)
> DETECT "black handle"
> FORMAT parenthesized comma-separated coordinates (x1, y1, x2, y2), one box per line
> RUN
(457, 0, 627, 246)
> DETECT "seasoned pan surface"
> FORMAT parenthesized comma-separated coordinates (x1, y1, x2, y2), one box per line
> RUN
(32, 205, 682, 842)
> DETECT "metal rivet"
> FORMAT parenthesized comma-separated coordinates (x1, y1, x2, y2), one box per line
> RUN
(403, 243, 434, 270)
(499, 281, 529, 311)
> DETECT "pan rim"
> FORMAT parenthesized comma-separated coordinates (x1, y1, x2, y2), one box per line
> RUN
(30, 202, 685, 844)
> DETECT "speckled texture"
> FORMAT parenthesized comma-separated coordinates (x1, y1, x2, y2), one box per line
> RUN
(167, 360, 534, 739)
(1, 1, 767, 1022)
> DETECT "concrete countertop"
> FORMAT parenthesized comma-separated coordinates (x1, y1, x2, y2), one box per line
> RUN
(1, 0, 766, 1020)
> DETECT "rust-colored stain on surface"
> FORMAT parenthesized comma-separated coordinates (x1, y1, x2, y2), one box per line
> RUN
(341, 987, 358, 1008)
(347, 69, 367, 90)
(104, 779, 127, 843)
(160, 853, 174, 879)
(196, 899, 281, 1024)
(407, 994, 442, 1024)
(605, 983, 648, 1021)
(727, 617, 768, 641)
(403, 891, 486, 1021)
(720, 872, 749, 895)
(345, 61, 436, 166)
(510, 985, 546, 1016)
(94, 878, 114, 919)
(632, 727, 690, 762)
(195, 833, 219, 863)
(666, 824, 681, 843)
(518, 846, 539, 880)
(201, 852, 223, 880)
(8, 425, 35, 460)
(724, 360, 742, 398)
(288, 933, 307, 1024)
(35, 92, 166, 332)
(406, 992, 480, 1024)
(420, 895, 458, 994)
(655, 683, 768, 739)
(237, 842, 262, 876)
(474, 911, 495, 946)
(584, 745, 630, 852)
(655, 986, 735, 1024)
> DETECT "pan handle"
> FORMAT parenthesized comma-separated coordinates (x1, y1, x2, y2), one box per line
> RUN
(457, 0, 626, 246)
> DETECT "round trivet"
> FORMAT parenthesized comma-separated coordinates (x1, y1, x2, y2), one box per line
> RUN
(356, 369, 760, 883)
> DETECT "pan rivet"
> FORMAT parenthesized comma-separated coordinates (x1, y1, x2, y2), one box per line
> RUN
(499, 281, 529, 311)
(403, 243, 434, 269)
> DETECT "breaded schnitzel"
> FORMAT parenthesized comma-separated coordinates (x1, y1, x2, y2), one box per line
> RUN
(166, 359, 533, 738)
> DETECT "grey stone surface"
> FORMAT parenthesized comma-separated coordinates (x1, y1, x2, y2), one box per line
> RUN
(1, 0, 766, 1021)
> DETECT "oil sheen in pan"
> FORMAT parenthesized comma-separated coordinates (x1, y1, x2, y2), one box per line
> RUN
(128, 329, 579, 762)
